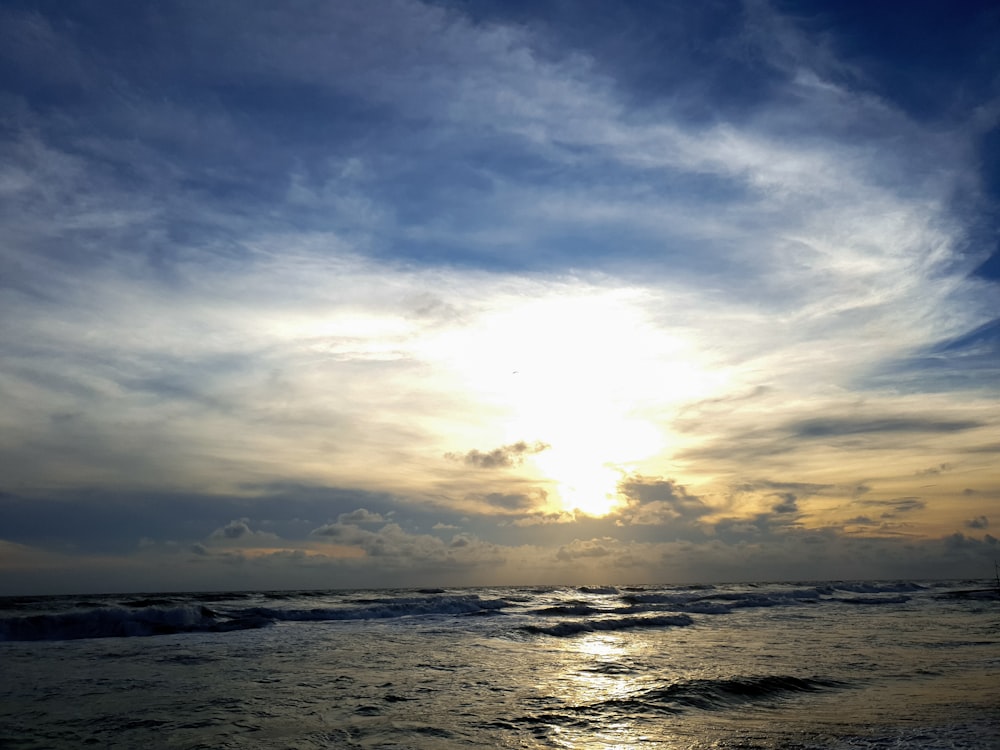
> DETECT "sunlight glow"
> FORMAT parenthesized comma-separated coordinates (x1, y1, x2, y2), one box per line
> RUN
(423, 288, 723, 516)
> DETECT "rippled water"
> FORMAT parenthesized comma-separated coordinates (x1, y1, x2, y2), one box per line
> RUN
(1, 580, 998, 748)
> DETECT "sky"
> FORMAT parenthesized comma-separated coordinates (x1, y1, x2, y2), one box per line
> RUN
(1, 0, 998, 595)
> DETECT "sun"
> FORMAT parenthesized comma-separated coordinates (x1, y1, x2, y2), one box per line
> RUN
(532, 449, 622, 516)
(527, 414, 661, 516)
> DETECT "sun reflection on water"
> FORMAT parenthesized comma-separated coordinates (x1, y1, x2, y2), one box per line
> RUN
(544, 633, 648, 749)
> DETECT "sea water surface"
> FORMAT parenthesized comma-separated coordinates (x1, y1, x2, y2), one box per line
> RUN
(1, 579, 998, 749)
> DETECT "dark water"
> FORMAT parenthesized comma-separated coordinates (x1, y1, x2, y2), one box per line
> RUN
(1, 579, 998, 748)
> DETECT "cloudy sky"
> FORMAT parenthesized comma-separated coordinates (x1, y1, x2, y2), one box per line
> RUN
(1, 0, 998, 594)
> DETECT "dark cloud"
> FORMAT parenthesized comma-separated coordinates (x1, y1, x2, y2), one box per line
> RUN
(337, 508, 386, 525)
(712, 510, 804, 545)
(771, 493, 798, 514)
(962, 443, 1000, 455)
(0, 484, 427, 557)
(944, 531, 999, 552)
(675, 433, 791, 463)
(678, 410, 985, 467)
(445, 441, 549, 469)
(915, 463, 953, 476)
(211, 519, 252, 539)
(735, 480, 834, 497)
(860, 497, 926, 518)
(238, 482, 399, 510)
(789, 417, 982, 439)
(843, 516, 877, 526)
(208, 519, 279, 545)
(508, 510, 577, 527)
(309, 523, 368, 543)
(476, 493, 538, 511)
(730, 481, 832, 516)
(965, 516, 989, 530)
(309, 522, 506, 571)
(618, 476, 710, 523)
(556, 538, 614, 561)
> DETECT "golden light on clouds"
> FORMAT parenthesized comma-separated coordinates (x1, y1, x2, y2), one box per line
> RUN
(422, 288, 726, 515)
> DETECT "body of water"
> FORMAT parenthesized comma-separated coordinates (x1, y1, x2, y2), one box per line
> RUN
(1, 579, 998, 748)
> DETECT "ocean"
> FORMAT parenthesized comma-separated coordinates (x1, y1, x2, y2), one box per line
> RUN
(1, 579, 998, 749)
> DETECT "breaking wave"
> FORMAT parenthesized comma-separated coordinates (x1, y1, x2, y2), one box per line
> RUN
(597, 675, 846, 713)
(0, 605, 271, 641)
(621, 583, 922, 614)
(241, 594, 510, 622)
(513, 675, 847, 730)
(0, 594, 511, 642)
(521, 613, 693, 637)
(833, 595, 911, 605)
(577, 586, 619, 595)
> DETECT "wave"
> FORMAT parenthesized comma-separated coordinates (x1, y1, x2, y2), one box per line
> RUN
(616, 583, 923, 616)
(189, 591, 256, 603)
(821, 581, 924, 595)
(121, 597, 177, 608)
(0, 605, 271, 642)
(622, 587, 822, 611)
(532, 604, 600, 616)
(834, 595, 911, 605)
(521, 613, 693, 637)
(1, 593, 516, 641)
(0, 594, 512, 641)
(936, 587, 1000, 601)
(675, 602, 734, 614)
(599, 675, 845, 714)
(239, 594, 511, 622)
(577, 586, 619, 595)
(0, 596, 53, 612)
(513, 675, 846, 729)
(707, 587, 822, 603)
(620, 592, 699, 606)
